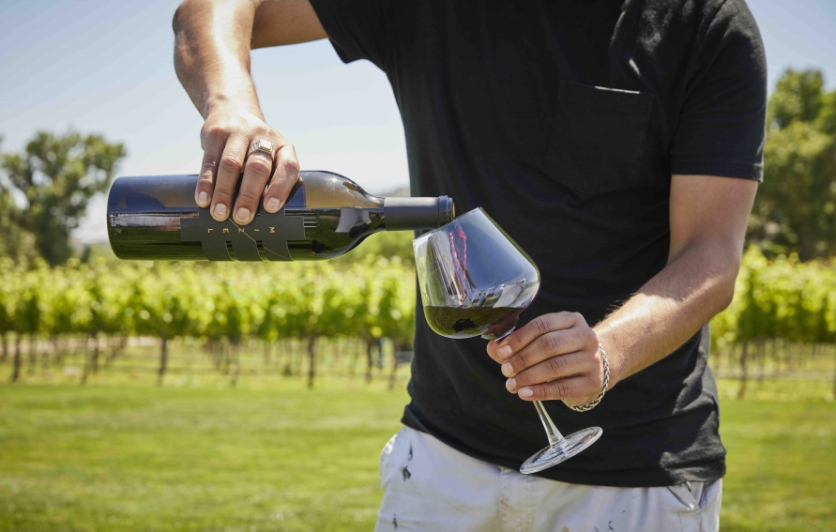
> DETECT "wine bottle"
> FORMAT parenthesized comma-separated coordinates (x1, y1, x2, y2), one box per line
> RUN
(107, 171, 455, 261)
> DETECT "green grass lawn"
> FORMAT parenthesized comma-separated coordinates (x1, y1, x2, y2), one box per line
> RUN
(0, 380, 834, 531)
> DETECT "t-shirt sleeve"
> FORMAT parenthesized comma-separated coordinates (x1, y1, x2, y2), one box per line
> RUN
(670, 0, 767, 181)
(308, 0, 396, 69)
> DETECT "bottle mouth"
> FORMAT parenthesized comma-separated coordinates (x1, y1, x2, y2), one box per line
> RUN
(413, 207, 483, 247)
(439, 196, 456, 224)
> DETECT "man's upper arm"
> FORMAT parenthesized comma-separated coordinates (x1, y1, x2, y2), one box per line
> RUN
(251, 0, 327, 48)
(670, 1, 767, 181)
(668, 175, 757, 263)
(252, 0, 395, 69)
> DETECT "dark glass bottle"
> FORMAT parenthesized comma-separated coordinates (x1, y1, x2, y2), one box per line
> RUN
(107, 171, 454, 261)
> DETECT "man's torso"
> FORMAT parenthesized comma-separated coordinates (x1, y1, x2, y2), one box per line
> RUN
(309, 0, 766, 486)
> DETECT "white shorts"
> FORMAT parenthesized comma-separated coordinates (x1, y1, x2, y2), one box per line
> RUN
(376, 426, 721, 532)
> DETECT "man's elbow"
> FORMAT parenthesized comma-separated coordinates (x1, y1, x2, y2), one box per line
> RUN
(173, 0, 210, 36)
(714, 253, 741, 313)
(172, 0, 191, 36)
(716, 277, 736, 313)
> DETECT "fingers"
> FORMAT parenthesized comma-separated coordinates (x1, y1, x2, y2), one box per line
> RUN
(500, 325, 597, 378)
(513, 376, 595, 402)
(505, 347, 598, 392)
(196, 147, 220, 208)
(208, 132, 249, 221)
(233, 147, 274, 224)
(484, 310, 604, 405)
(196, 126, 227, 208)
(197, 109, 299, 222)
(493, 312, 584, 361)
(262, 142, 301, 213)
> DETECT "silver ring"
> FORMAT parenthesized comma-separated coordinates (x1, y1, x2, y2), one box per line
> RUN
(248, 139, 275, 158)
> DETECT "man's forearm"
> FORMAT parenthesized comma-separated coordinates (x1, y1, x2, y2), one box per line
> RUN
(488, 176, 756, 405)
(173, 0, 262, 118)
(595, 238, 739, 388)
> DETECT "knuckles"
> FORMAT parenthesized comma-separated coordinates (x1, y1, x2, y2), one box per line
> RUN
(236, 190, 260, 203)
(211, 188, 233, 202)
(245, 156, 272, 178)
(545, 355, 566, 376)
(199, 114, 301, 211)
(513, 352, 530, 373)
(202, 124, 230, 142)
(554, 380, 570, 399)
(200, 159, 218, 173)
(530, 315, 552, 337)
(219, 155, 243, 174)
(541, 332, 561, 354)
(201, 115, 276, 144)
(279, 156, 301, 175)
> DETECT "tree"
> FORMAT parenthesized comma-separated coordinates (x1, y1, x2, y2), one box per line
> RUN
(0, 187, 35, 261)
(0, 137, 37, 262)
(0, 131, 126, 265)
(749, 69, 836, 260)
(8, 265, 45, 382)
(0, 259, 16, 367)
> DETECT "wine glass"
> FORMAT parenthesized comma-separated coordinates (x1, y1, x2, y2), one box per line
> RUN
(413, 207, 602, 474)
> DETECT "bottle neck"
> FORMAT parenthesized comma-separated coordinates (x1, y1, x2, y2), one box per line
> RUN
(383, 196, 455, 230)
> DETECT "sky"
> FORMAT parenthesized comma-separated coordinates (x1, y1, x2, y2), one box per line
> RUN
(1, 0, 835, 243)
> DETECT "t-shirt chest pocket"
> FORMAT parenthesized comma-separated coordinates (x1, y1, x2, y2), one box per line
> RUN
(543, 80, 655, 194)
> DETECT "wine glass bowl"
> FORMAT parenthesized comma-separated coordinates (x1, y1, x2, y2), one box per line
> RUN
(413, 207, 603, 474)
(413, 208, 540, 340)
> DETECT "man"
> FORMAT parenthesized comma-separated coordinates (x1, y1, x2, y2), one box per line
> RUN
(173, 0, 765, 530)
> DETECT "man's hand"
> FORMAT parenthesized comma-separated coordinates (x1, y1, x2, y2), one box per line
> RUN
(197, 106, 300, 224)
(173, 0, 326, 225)
(486, 312, 605, 406)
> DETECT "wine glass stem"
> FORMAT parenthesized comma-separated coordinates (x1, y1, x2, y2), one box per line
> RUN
(493, 337, 567, 448)
(533, 400, 566, 447)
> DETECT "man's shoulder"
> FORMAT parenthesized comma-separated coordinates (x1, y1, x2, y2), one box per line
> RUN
(639, 0, 755, 26)
(634, 0, 762, 57)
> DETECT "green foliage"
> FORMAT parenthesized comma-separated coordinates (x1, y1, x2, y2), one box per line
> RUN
(768, 70, 826, 128)
(711, 246, 836, 350)
(0, 131, 126, 265)
(0, 187, 37, 261)
(752, 69, 836, 260)
(0, 248, 832, 355)
(345, 231, 414, 265)
(0, 258, 416, 346)
(0, 259, 16, 339)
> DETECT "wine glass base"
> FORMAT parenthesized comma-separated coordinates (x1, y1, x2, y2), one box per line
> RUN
(519, 427, 603, 475)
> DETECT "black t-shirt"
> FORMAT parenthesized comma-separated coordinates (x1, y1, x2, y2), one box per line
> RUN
(309, 0, 766, 487)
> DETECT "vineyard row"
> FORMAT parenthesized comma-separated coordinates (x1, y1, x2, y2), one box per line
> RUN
(1, 248, 835, 388)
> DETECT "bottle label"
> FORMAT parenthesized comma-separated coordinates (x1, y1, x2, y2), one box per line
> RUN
(180, 208, 306, 261)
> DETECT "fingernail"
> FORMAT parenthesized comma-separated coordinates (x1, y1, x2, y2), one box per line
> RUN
(519, 387, 533, 398)
(505, 378, 516, 392)
(498, 346, 513, 359)
(501, 362, 513, 377)
(265, 198, 281, 212)
(198, 191, 209, 206)
(235, 207, 251, 223)
(214, 203, 227, 218)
